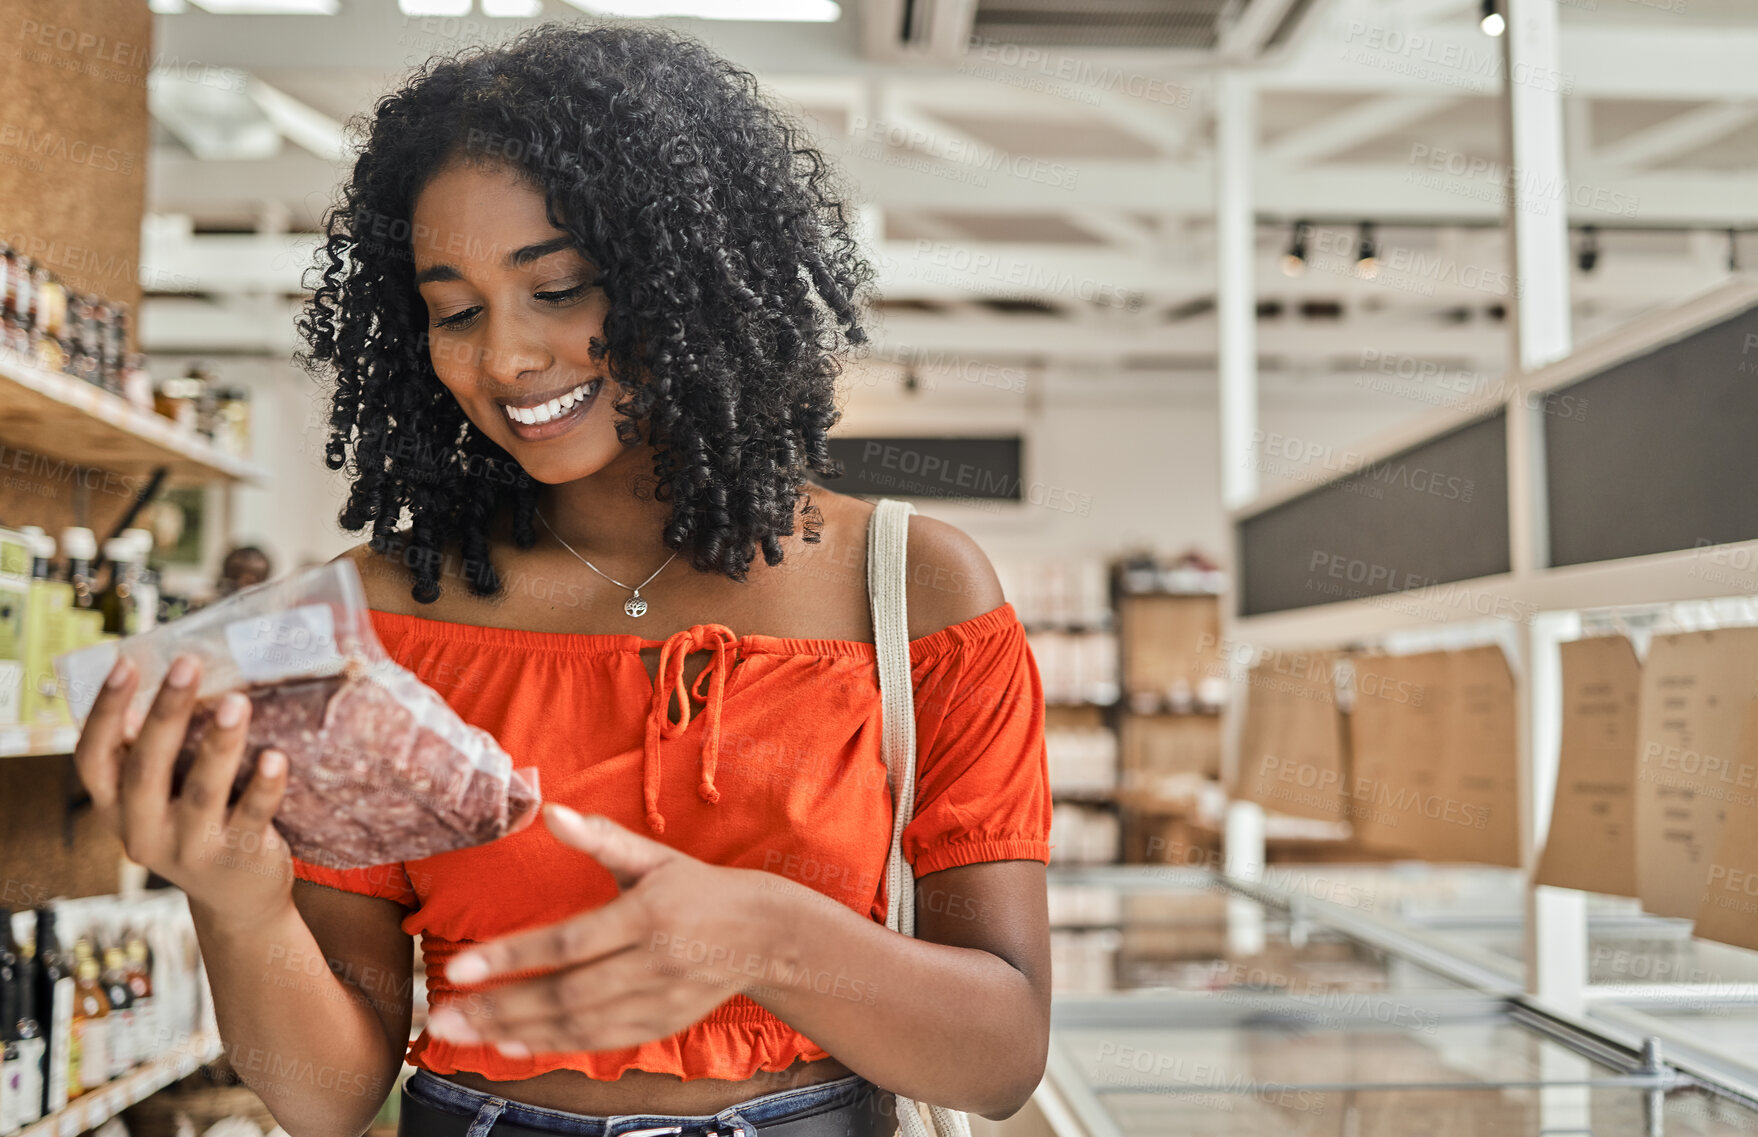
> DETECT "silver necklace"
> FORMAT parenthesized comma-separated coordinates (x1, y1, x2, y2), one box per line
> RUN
(535, 508, 679, 618)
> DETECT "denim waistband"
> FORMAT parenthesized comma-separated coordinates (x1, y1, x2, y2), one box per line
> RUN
(404, 1067, 884, 1137)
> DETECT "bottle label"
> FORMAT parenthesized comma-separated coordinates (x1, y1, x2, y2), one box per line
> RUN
(45, 978, 71, 1112)
(133, 999, 157, 1063)
(107, 1006, 132, 1077)
(73, 1017, 107, 1094)
(12, 1038, 41, 1125)
(3, 1044, 20, 1135)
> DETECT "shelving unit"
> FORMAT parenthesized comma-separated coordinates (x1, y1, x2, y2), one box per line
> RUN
(18, 1032, 224, 1137)
(0, 350, 267, 485)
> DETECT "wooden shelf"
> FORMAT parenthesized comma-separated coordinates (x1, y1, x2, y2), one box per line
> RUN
(0, 350, 267, 485)
(20, 1031, 224, 1137)
(0, 724, 79, 758)
(1052, 787, 1118, 804)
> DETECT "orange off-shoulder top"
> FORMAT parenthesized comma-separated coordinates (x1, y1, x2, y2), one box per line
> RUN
(290, 602, 1052, 1084)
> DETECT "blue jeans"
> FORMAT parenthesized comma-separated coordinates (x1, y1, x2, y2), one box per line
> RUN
(401, 1068, 891, 1137)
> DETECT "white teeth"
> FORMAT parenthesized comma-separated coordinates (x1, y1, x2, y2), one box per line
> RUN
(504, 380, 597, 428)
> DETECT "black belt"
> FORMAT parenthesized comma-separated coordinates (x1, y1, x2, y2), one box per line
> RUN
(397, 1075, 898, 1137)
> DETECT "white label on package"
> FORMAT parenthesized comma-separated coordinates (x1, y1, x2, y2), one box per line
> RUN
(226, 604, 343, 681)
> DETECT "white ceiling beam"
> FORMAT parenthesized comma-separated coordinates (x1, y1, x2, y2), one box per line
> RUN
(1595, 102, 1758, 171)
(1272, 17, 1758, 99)
(246, 76, 346, 162)
(1066, 212, 1157, 252)
(147, 147, 1758, 229)
(1216, 0, 1306, 61)
(1267, 94, 1458, 166)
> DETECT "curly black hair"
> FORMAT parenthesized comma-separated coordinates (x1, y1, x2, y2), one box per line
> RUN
(295, 21, 872, 604)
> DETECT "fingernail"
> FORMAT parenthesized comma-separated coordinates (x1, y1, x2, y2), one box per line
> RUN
(105, 657, 134, 690)
(216, 692, 247, 728)
(167, 655, 198, 689)
(544, 803, 585, 828)
(447, 954, 488, 984)
(259, 749, 285, 778)
(495, 1041, 531, 1058)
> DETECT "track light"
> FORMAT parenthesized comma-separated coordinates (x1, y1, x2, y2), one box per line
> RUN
(1480, 0, 1505, 36)
(1576, 226, 1599, 274)
(1282, 221, 1310, 278)
(1354, 222, 1379, 280)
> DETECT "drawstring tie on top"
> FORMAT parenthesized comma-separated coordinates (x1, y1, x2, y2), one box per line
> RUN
(644, 624, 740, 835)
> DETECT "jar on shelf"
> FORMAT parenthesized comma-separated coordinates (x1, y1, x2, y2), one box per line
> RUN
(213, 386, 251, 458)
(152, 375, 204, 432)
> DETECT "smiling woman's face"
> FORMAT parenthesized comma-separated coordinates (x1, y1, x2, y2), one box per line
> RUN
(411, 160, 628, 485)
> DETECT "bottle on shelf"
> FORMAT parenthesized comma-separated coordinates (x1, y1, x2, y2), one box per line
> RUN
(99, 946, 133, 1079)
(5, 914, 41, 1131)
(122, 932, 154, 1065)
(120, 352, 153, 412)
(1, 907, 20, 1136)
(98, 537, 141, 636)
(0, 246, 27, 356)
(57, 528, 97, 612)
(30, 267, 64, 374)
(67, 938, 109, 1098)
(120, 529, 159, 633)
(31, 908, 73, 1116)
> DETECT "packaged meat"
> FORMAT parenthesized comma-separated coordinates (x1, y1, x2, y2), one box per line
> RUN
(53, 559, 541, 869)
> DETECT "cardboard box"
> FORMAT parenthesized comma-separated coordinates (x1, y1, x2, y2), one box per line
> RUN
(1233, 650, 1349, 822)
(1633, 626, 1758, 918)
(1118, 593, 1221, 700)
(1535, 636, 1640, 897)
(1121, 713, 1222, 790)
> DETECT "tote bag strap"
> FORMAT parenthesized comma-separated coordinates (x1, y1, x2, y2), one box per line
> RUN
(865, 498, 973, 1137)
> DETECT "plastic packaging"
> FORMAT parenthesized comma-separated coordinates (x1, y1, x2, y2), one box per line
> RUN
(53, 560, 541, 869)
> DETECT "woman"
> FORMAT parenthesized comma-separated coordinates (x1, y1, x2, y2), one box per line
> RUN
(73, 21, 1051, 1137)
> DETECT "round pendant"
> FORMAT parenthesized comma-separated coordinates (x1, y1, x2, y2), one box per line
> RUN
(624, 595, 649, 618)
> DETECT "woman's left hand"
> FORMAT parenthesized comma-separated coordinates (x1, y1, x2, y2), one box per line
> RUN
(424, 803, 778, 1056)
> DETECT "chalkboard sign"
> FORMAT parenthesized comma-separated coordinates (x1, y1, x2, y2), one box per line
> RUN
(823, 436, 1024, 501)
(1545, 303, 1758, 567)
(1238, 412, 1511, 616)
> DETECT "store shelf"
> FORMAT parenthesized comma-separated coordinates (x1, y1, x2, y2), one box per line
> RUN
(0, 724, 79, 758)
(0, 350, 266, 484)
(20, 1031, 224, 1137)
(1052, 787, 1119, 804)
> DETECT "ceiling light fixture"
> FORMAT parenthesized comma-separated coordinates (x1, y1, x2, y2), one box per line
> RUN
(189, 0, 339, 12)
(561, 0, 841, 19)
(1480, 0, 1505, 36)
(1354, 222, 1379, 280)
(1281, 221, 1309, 278)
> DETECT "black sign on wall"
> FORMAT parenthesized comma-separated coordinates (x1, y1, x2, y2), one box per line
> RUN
(823, 436, 1025, 500)
(1545, 304, 1758, 567)
(1237, 412, 1511, 616)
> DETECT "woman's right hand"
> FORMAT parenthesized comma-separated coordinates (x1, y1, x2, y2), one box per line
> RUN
(72, 651, 294, 931)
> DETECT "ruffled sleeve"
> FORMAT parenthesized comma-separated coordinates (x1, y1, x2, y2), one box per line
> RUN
(904, 606, 1053, 877)
(292, 856, 421, 910)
